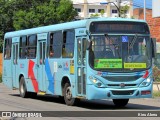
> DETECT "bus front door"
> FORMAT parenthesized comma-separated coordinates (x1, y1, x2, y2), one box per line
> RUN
(37, 40, 46, 92)
(77, 38, 87, 96)
(12, 40, 19, 88)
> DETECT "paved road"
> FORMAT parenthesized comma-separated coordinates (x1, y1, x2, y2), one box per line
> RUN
(0, 83, 160, 120)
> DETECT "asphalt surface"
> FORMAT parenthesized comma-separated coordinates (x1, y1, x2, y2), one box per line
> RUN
(0, 83, 160, 120)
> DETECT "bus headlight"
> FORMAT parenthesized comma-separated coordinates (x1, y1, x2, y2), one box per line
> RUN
(140, 76, 152, 87)
(89, 76, 105, 88)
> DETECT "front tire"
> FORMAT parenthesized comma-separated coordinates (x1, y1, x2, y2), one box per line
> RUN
(63, 83, 78, 106)
(113, 99, 129, 107)
(19, 77, 29, 98)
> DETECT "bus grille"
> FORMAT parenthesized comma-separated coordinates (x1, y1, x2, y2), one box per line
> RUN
(111, 90, 134, 95)
(108, 84, 137, 87)
(103, 75, 142, 82)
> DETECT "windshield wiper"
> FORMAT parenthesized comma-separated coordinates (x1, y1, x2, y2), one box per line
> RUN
(129, 34, 138, 49)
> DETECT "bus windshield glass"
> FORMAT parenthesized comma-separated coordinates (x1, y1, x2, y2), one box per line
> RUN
(89, 35, 152, 72)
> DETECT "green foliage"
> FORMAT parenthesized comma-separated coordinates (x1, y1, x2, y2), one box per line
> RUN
(153, 91, 160, 98)
(131, 16, 135, 19)
(13, 0, 77, 30)
(57, 0, 77, 23)
(90, 13, 99, 17)
(0, 0, 77, 39)
(120, 5, 130, 18)
(100, 9, 105, 17)
(90, 9, 104, 18)
(153, 66, 160, 82)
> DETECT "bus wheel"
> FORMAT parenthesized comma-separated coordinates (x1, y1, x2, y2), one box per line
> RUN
(19, 77, 29, 98)
(112, 99, 129, 107)
(63, 83, 78, 106)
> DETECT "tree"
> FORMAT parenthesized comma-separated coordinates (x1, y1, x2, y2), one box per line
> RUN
(0, 0, 78, 33)
(13, 0, 77, 30)
(0, 0, 77, 53)
(90, 13, 99, 18)
(120, 5, 130, 18)
(100, 9, 105, 17)
(57, 0, 77, 23)
(90, 9, 104, 18)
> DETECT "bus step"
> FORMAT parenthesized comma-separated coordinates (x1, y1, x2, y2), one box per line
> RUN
(37, 91, 46, 95)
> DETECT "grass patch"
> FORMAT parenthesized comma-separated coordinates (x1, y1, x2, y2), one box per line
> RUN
(0, 73, 2, 83)
(153, 91, 160, 98)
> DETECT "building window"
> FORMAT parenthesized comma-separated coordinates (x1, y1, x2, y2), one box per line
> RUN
(89, 9, 95, 13)
(49, 31, 63, 58)
(98, 9, 104, 13)
(75, 8, 81, 12)
(4, 38, 12, 59)
(112, 9, 118, 13)
(62, 30, 75, 58)
(27, 35, 37, 58)
(19, 36, 27, 59)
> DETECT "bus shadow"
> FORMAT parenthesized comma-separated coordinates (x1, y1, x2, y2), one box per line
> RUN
(77, 99, 160, 110)
(10, 94, 160, 110)
(10, 94, 66, 105)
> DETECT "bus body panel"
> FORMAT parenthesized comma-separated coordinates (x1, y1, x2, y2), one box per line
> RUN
(2, 18, 153, 104)
(12, 37, 20, 88)
(37, 33, 48, 93)
(86, 82, 153, 100)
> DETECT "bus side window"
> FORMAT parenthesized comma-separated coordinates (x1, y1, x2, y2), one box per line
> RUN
(49, 31, 62, 58)
(28, 35, 37, 58)
(49, 33, 54, 57)
(62, 31, 67, 57)
(62, 30, 75, 58)
(19, 36, 27, 59)
(4, 38, 12, 59)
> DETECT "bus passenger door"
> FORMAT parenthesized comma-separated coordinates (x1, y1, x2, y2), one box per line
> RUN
(76, 38, 87, 96)
(12, 40, 19, 88)
(37, 40, 46, 92)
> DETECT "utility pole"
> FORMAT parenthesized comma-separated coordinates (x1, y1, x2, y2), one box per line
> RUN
(84, 0, 88, 18)
(117, 0, 121, 17)
(144, 0, 146, 20)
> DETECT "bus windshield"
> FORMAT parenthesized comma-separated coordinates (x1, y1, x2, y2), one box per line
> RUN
(89, 35, 152, 72)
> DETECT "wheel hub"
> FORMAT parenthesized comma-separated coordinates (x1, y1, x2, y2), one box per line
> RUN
(66, 87, 72, 100)
(20, 84, 24, 94)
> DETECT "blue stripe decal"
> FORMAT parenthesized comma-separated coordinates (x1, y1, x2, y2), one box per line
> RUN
(45, 59, 54, 93)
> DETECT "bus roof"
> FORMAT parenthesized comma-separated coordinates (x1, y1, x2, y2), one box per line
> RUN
(5, 17, 147, 38)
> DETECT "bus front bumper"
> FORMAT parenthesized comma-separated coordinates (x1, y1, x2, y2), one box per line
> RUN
(86, 83, 153, 100)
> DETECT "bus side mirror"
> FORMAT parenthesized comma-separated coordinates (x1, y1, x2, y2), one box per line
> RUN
(151, 38, 156, 58)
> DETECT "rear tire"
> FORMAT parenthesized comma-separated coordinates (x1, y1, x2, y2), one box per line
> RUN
(19, 77, 29, 98)
(63, 83, 78, 106)
(113, 99, 129, 107)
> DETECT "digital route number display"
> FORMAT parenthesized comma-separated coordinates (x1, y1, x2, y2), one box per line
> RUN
(89, 21, 149, 34)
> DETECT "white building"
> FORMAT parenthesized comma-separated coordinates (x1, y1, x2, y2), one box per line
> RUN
(71, 0, 133, 19)
(152, 0, 160, 18)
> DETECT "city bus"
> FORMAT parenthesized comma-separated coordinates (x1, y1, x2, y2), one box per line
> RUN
(2, 18, 155, 107)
